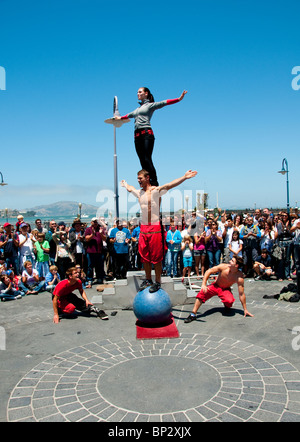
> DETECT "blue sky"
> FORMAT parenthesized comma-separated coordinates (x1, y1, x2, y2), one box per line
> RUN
(0, 0, 299, 214)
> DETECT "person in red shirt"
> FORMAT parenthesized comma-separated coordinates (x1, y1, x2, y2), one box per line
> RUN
(52, 266, 108, 323)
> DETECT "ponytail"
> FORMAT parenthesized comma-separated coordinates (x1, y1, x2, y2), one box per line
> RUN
(142, 87, 154, 102)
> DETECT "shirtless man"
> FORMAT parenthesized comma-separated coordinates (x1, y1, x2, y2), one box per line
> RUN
(184, 254, 253, 322)
(121, 169, 197, 292)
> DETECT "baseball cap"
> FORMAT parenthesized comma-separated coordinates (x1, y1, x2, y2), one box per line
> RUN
(3, 222, 11, 228)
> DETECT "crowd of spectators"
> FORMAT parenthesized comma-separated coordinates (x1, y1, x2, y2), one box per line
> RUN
(0, 207, 299, 301)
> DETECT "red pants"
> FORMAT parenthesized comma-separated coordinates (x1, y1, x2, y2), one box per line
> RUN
(139, 224, 164, 265)
(57, 293, 86, 314)
(196, 283, 235, 308)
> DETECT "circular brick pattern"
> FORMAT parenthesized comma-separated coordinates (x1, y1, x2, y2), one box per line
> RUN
(7, 333, 300, 422)
(97, 356, 221, 414)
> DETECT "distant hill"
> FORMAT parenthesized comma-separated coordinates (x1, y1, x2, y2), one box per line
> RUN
(23, 201, 99, 217)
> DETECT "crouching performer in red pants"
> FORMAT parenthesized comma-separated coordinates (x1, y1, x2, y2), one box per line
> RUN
(184, 254, 253, 323)
(52, 267, 108, 323)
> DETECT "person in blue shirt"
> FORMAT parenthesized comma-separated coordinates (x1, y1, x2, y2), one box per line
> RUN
(110, 220, 131, 279)
(45, 265, 61, 292)
(166, 222, 182, 277)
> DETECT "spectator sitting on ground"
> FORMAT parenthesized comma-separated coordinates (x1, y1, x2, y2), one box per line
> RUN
(0, 222, 20, 276)
(6, 269, 21, 292)
(45, 265, 61, 292)
(0, 273, 23, 301)
(253, 248, 275, 280)
(19, 260, 45, 295)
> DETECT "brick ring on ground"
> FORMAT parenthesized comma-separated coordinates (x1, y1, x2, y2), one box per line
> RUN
(7, 333, 300, 422)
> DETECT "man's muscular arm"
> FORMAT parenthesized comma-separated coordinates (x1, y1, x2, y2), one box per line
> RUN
(238, 276, 254, 317)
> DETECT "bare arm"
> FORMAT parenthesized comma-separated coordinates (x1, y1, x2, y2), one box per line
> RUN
(159, 170, 197, 192)
(201, 264, 225, 293)
(53, 295, 60, 323)
(121, 180, 137, 193)
(238, 276, 253, 317)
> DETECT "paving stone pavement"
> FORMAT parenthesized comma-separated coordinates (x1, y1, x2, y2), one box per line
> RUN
(1, 278, 300, 422)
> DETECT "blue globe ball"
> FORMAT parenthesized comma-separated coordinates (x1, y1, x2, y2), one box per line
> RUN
(133, 287, 172, 324)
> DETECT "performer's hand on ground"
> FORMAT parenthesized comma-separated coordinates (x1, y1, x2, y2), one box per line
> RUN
(53, 314, 60, 324)
(244, 309, 254, 318)
(179, 90, 188, 101)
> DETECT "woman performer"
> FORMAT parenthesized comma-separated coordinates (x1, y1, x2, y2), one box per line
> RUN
(115, 87, 187, 186)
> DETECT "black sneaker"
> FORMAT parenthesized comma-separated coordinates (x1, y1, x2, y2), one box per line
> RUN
(149, 282, 161, 293)
(184, 313, 196, 323)
(97, 310, 109, 320)
(90, 305, 109, 320)
(139, 279, 153, 291)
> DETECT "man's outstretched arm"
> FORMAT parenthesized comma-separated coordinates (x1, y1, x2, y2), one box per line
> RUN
(121, 180, 137, 193)
(159, 170, 197, 192)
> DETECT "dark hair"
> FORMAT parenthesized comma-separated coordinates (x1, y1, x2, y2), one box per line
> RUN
(142, 87, 154, 102)
(232, 254, 244, 269)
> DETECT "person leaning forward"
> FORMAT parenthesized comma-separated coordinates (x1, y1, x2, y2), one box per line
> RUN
(184, 254, 253, 322)
(52, 266, 108, 323)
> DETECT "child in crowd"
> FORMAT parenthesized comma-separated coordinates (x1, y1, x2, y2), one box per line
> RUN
(0, 273, 23, 301)
(75, 264, 87, 288)
(45, 265, 61, 292)
(193, 230, 206, 278)
(34, 233, 50, 278)
(181, 235, 194, 283)
(229, 230, 243, 258)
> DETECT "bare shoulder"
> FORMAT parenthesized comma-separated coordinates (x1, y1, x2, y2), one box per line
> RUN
(218, 263, 230, 272)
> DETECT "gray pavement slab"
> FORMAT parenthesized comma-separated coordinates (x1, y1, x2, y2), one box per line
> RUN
(1, 276, 300, 422)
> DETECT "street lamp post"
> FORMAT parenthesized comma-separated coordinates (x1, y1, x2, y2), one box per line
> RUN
(105, 97, 129, 220)
(277, 158, 290, 214)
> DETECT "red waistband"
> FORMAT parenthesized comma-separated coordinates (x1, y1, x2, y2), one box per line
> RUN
(134, 129, 154, 137)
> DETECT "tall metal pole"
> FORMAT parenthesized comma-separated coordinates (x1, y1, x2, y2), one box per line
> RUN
(285, 159, 290, 214)
(278, 158, 290, 214)
(113, 97, 120, 219)
(104, 97, 129, 220)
